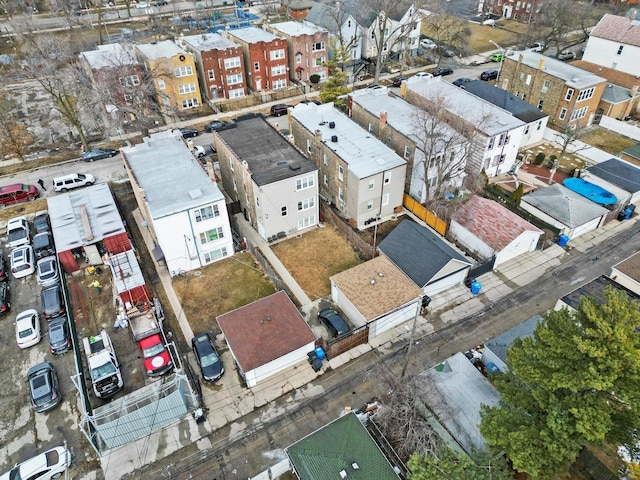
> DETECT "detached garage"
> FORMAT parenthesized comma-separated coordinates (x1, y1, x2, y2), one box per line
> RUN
(584, 158, 640, 205)
(449, 196, 542, 268)
(520, 184, 608, 240)
(330, 256, 423, 341)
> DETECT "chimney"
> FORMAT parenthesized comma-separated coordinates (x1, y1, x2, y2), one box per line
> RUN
(632, 85, 639, 97)
(537, 58, 545, 70)
(206, 160, 216, 182)
(380, 111, 388, 126)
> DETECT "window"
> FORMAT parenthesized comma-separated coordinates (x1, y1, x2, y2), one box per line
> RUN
(559, 108, 567, 120)
(174, 65, 193, 77)
(323, 153, 328, 165)
(199, 227, 224, 244)
(491, 155, 500, 166)
(348, 20, 351, 28)
(131, 75, 140, 85)
(565, 88, 574, 101)
(297, 215, 316, 229)
(519, 72, 525, 81)
(368, 123, 374, 133)
(296, 53, 302, 64)
(524, 125, 530, 134)
(296, 175, 314, 191)
(229, 158, 234, 172)
(323, 174, 328, 185)
(525, 74, 532, 85)
(498, 133, 506, 146)
(570, 106, 588, 121)
(522, 93, 527, 101)
(338, 187, 344, 202)
(488, 137, 495, 150)
(382, 193, 389, 205)
(537, 99, 544, 109)
(226, 73, 243, 85)
(228, 88, 245, 98)
(312, 42, 325, 51)
(254, 62, 260, 71)
(203, 247, 228, 263)
(576, 87, 595, 102)
(256, 196, 260, 207)
(208, 69, 215, 80)
(367, 200, 373, 210)
(271, 65, 287, 76)
(314, 57, 325, 66)
(404, 146, 411, 158)
(178, 83, 196, 94)
(182, 98, 199, 109)
(224, 57, 241, 69)
(384, 171, 391, 184)
(124, 94, 133, 104)
(272, 79, 287, 89)
(617, 45, 624, 55)
(281, 206, 287, 216)
(541, 80, 550, 93)
(338, 165, 344, 181)
(536, 120, 542, 130)
(157, 79, 166, 90)
(195, 205, 219, 222)
(297, 197, 315, 211)
(270, 49, 285, 60)
(368, 179, 375, 190)
(306, 139, 312, 153)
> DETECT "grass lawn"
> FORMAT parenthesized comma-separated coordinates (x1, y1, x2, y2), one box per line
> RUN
(0, 198, 48, 223)
(270, 224, 362, 301)
(172, 251, 277, 334)
(579, 127, 637, 156)
(465, 22, 526, 54)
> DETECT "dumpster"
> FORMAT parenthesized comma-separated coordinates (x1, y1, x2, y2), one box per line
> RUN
(558, 234, 570, 247)
(486, 362, 501, 374)
(470, 280, 482, 295)
(314, 346, 325, 361)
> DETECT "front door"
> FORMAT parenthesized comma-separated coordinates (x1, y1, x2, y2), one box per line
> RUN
(255, 77, 262, 91)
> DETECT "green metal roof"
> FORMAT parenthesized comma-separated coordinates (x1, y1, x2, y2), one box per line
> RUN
(622, 143, 640, 160)
(286, 413, 399, 480)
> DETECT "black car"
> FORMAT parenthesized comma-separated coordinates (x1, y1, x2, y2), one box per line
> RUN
(27, 362, 61, 412)
(82, 148, 117, 162)
(0, 281, 10, 315)
(41, 283, 65, 319)
(452, 77, 473, 88)
(204, 120, 236, 133)
(192, 333, 224, 382)
(318, 307, 349, 338)
(33, 213, 51, 234)
(48, 316, 72, 355)
(0, 252, 8, 283)
(179, 127, 199, 138)
(392, 76, 408, 87)
(480, 69, 499, 81)
(34, 232, 56, 259)
(270, 104, 290, 117)
(433, 67, 453, 77)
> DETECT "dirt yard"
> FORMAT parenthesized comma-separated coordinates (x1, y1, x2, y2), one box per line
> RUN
(579, 127, 637, 156)
(271, 224, 362, 301)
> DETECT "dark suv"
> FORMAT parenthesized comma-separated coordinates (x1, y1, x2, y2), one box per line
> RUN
(41, 283, 65, 319)
(270, 104, 290, 117)
(33, 232, 55, 259)
(480, 69, 499, 81)
(318, 307, 349, 338)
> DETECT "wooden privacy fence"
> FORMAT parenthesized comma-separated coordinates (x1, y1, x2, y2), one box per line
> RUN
(403, 194, 447, 236)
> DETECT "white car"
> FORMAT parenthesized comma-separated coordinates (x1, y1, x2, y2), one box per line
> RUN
(194, 145, 206, 158)
(530, 41, 545, 52)
(15, 309, 41, 349)
(420, 38, 437, 49)
(11, 245, 35, 279)
(413, 72, 433, 80)
(7, 216, 30, 248)
(0, 445, 70, 480)
(135, 1, 149, 7)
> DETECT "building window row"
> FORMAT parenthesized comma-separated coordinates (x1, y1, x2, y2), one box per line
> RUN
(226, 73, 243, 85)
(576, 87, 595, 102)
(174, 65, 193, 77)
(178, 83, 197, 94)
(298, 197, 315, 211)
(194, 204, 220, 222)
(119, 75, 140, 86)
(270, 49, 285, 60)
(570, 106, 588, 121)
(204, 246, 228, 263)
(296, 175, 315, 191)
(312, 42, 325, 51)
(298, 215, 316, 229)
(228, 88, 245, 98)
(199, 227, 224, 244)
(224, 56, 241, 69)
(182, 98, 199, 109)
(271, 65, 287, 76)
(272, 79, 287, 89)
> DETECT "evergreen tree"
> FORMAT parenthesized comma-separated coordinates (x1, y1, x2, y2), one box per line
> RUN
(408, 448, 513, 480)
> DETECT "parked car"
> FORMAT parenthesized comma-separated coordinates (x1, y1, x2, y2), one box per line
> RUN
(193, 145, 206, 158)
(432, 67, 453, 77)
(420, 38, 437, 49)
(413, 71, 433, 80)
(48, 316, 72, 355)
(34, 232, 56, 259)
(7, 216, 30, 248)
(270, 104, 290, 117)
(191, 333, 224, 382)
(452, 77, 473, 88)
(557, 49, 576, 60)
(318, 307, 350, 338)
(179, 127, 199, 138)
(0, 281, 10, 315)
(529, 41, 545, 52)
(52, 173, 96, 192)
(480, 69, 499, 81)
(11, 245, 35, 279)
(204, 120, 235, 133)
(392, 76, 408, 87)
(0, 252, 8, 283)
(41, 283, 65, 319)
(82, 148, 117, 161)
(491, 52, 503, 62)
(33, 213, 51, 234)
(27, 362, 61, 413)
(37, 256, 59, 287)
(0, 183, 39, 208)
(15, 309, 41, 349)
(0, 445, 70, 480)
(366, 84, 386, 92)
(135, 1, 150, 7)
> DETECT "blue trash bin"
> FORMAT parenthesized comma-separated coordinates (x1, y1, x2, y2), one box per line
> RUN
(314, 346, 325, 361)
(558, 234, 570, 247)
(470, 280, 482, 295)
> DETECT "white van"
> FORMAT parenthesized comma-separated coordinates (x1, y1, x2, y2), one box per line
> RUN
(52, 173, 96, 192)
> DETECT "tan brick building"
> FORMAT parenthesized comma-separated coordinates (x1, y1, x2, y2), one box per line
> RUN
(501, 51, 606, 129)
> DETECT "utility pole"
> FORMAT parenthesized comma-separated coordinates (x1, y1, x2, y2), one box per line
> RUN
(401, 295, 428, 378)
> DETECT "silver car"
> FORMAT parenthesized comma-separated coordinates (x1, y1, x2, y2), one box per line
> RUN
(36, 256, 59, 287)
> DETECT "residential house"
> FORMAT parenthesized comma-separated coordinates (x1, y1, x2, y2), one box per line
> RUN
(179, 33, 248, 104)
(286, 412, 402, 480)
(479, 0, 543, 22)
(281, 0, 315, 20)
(449, 196, 543, 269)
(481, 315, 544, 372)
(217, 291, 316, 388)
(403, 76, 526, 178)
(583, 158, 640, 206)
(378, 219, 472, 297)
(329, 255, 423, 341)
(582, 14, 640, 77)
(214, 115, 318, 241)
(135, 40, 203, 113)
(520, 183, 608, 240)
(122, 130, 233, 275)
(422, 352, 500, 455)
(611, 251, 640, 296)
(224, 27, 290, 92)
(48, 184, 131, 273)
(463, 80, 549, 148)
(500, 51, 606, 129)
(265, 21, 329, 83)
(289, 102, 407, 230)
(554, 275, 640, 311)
(348, 87, 468, 203)
(79, 43, 151, 126)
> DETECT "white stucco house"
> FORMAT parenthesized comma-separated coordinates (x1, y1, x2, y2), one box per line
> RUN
(122, 129, 233, 275)
(582, 14, 640, 77)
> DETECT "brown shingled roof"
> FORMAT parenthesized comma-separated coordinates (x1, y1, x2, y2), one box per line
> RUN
(217, 291, 316, 372)
(330, 256, 422, 321)
(613, 251, 640, 283)
(590, 14, 640, 47)
(451, 196, 542, 251)
(571, 60, 640, 91)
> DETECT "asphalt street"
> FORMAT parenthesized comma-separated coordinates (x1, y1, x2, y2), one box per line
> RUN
(126, 219, 640, 480)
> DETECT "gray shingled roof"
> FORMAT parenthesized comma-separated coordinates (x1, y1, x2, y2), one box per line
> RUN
(586, 158, 640, 194)
(463, 80, 548, 123)
(304, 2, 342, 32)
(378, 219, 471, 288)
(560, 275, 640, 310)
(216, 116, 316, 187)
(600, 83, 633, 104)
(522, 184, 608, 227)
(484, 315, 543, 366)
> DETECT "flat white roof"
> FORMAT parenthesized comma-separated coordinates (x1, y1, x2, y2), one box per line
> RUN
(181, 32, 239, 51)
(80, 43, 137, 70)
(136, 39, 188, 60)
(121, 130, 225, 219)
(290, 102, 406, 178)
(227, 26, 283, 44)
(270, 20, 327, 36)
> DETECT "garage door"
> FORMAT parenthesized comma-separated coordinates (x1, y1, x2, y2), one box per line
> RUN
(570, 216, 602, 239)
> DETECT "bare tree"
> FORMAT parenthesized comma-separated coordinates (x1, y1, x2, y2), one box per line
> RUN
(0, 91, 33, 161)
(324, 3, 363, 78)
(421, 4, 471, 65)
